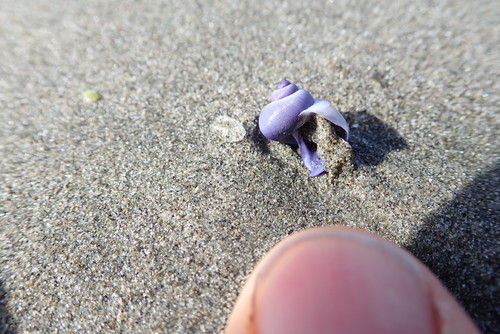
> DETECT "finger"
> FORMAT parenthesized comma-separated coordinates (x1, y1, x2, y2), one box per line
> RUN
(225, 226, 479, 334)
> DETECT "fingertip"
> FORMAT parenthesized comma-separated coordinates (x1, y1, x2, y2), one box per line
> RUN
(418, 265, 480, 334)
(226, 226, 479, 334)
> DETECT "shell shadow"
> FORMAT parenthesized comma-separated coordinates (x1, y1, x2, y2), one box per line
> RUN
(247, 115, 270, 154)
(344, 111, 408, 167)
(405, 164, 499, 332)
(0, 279, 16, 334)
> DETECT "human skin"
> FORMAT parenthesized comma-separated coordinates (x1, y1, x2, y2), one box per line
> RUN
(226, 227, 479, 334)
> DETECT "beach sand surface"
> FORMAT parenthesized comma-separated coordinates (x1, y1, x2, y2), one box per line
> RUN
(0, 0, 498, 332)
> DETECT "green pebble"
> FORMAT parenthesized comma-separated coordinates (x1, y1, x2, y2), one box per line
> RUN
(82, 90, 101, 102)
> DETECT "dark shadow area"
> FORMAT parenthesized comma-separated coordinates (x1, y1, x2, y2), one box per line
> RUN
(247, 115, 270, 154)
(344, 111, 408, 167)
(405, 164, 499, 333)
(0, 279, 16, 334)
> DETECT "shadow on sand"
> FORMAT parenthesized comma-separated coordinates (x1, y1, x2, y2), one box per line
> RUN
(405, 163, 499, 332)
(344, 110, 408, 167)
(0, 279, 16, 334)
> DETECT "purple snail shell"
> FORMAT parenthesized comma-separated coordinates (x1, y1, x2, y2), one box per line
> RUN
(259, 80, 350, 177)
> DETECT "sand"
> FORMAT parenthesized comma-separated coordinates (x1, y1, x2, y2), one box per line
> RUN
(0, 0, 498, 332)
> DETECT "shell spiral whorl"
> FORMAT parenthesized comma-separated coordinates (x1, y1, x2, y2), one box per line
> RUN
(259, 80, 315, 143)
(271, 79, 298, 101)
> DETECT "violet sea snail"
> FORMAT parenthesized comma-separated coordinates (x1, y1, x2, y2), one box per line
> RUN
(259, 80, 350, 177)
